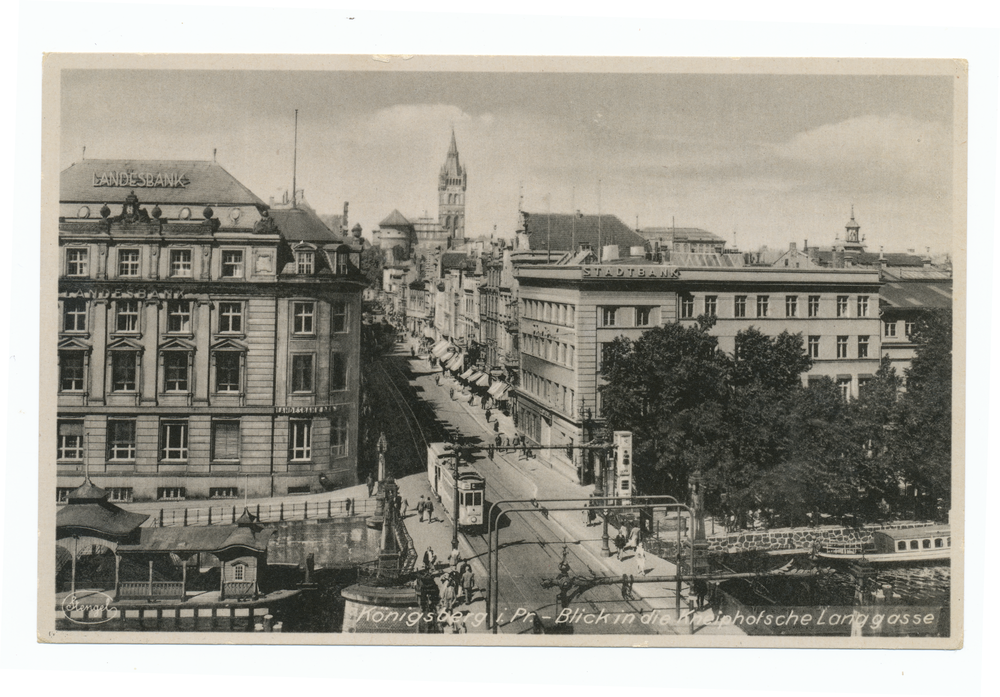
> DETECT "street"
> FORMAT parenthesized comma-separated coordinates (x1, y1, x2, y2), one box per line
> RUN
(369, 344, 673, 635)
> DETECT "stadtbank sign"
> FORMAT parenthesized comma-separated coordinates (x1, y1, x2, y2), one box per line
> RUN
(582, 266, 681, 279)
(92, 171, 190, 188)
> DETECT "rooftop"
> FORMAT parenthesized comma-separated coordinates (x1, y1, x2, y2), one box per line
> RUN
(269, 206, 346, 244)
(61, 159, 266, 207)
(521, 212, 647, 253)
(880, 280, 952, 310)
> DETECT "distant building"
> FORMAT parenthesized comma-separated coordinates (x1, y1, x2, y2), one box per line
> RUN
(57, 159, 366, 503)
(878, 267, 953, 377)
(637, 226, 727, 255)
(439, 129, 468, 245)
(515, 210, 648, 259)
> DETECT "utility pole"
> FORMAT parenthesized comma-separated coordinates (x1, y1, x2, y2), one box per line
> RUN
(292, 109, 298, 208)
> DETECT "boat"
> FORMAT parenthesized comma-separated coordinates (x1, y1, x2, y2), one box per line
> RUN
(816, 525, 951, 564)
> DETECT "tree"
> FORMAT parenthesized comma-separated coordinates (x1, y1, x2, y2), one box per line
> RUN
(360, 246, 384, 289)
(599, 318, 731, 497)
(893, 309, 953, 518)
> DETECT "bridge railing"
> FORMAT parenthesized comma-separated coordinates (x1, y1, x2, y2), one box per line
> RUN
(142, 497, 377, 528)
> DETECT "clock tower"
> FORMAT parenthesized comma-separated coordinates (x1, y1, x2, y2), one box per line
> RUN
(438, 129, 467, 246)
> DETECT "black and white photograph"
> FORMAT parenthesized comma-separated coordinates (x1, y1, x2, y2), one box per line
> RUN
(38, 54, 964, 647)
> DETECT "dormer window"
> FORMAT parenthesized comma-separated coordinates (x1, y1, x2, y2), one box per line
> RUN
(336, 252, 349, 275)
(296, 251, 314, 275)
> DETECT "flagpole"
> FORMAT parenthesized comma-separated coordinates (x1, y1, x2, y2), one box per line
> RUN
(292, 109, 298, 208)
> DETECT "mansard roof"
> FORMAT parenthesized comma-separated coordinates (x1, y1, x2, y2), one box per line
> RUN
(61, 159, 266, 207)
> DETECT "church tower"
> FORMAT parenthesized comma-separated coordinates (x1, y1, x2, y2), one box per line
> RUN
(438, 128, 467, 246)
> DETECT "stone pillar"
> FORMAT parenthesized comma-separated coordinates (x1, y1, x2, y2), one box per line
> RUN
(193, 299, 211, 405)
(90, 298, 108, 405)
(141, 300, 160, 405)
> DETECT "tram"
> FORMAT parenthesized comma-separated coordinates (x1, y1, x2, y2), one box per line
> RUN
(427, 442, 486, 531)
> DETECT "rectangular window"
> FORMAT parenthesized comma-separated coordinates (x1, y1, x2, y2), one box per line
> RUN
(808, 336, 820, 359)
(905, 321, 915, 337)
(837, 377, 852, 401)
(837, 296, 849, 317)
(116, 300, 140, 333)
(296, 251, 314, 275)
(166, 300, 191, 333)
(170, 249, 192, 277)
(67, 248, 89, 277)
(57, 488, 73, 503)
(60, 352, 85, 391)
(107, 420, 136, 460)
(331, 352, 347, 391)
(290, 420, 312, 460)
(292, 354, 314, 393)
(858, 335, 869, 358)
(164, 353, 189, 392)
(107, 487, 133, 503)
(111, 352, 137, 391)
(215, 352, 241, 392)
(218, 302, 242, 333)
(704, 296, 717, 317)
(210, 487, 239, 499)
(293, 302, 315, 334)
(756, 295, 770, 318)
(64, 298, 87, 332)
(117, 249, 140, 277)
(332, 300, 348, 333)
(331, 414, 348, 457)
(734, 295, 747, 318)
(160, 421, 188, 460)
(857, 295, 870, 317)
(785, 295, 798, 318)
(212, 420, 240, 461)
(221, 250, 244, 278)
(600, 307, 617, 327)
(636, 307, 652, 327)
(858, 377, 872, 393)
(680, 296, 694, 319)
(885, 321, 897, 337)
(836, 336, 848, 359)
(233, 564, 246, 582)
(157, 487, 186, 501)
(57, 420, 84, 460)
(808, 295, 820, 318)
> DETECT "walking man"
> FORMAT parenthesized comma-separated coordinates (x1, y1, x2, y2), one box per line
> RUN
(366, 473, 374, 497)
(422, 546, 437, 572)
(417, 496, 426, 523)
(635, 541, 647, 576)
(448, 545, 460, 571)
(426, 497, 435, 523)
(401, 498, 409, 519)
(461, 566, 476, 605)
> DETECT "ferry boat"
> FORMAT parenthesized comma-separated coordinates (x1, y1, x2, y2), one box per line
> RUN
(816, 525, 951, 564)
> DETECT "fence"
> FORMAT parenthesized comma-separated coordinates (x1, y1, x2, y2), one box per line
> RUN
(118, 581, 185, 600)
(144, 497, 377, 528)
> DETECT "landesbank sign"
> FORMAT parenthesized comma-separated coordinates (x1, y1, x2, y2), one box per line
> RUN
(92, 171, 190, 188)
(582, 265, 682, 278)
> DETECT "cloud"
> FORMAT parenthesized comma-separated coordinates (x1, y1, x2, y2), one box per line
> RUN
(770, 114, 952, 195)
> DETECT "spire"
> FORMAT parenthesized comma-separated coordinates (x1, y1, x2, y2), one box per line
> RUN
(448, 127, 458, 156)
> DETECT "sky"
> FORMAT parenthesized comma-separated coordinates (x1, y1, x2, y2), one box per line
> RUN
(60, 68, 957, 254)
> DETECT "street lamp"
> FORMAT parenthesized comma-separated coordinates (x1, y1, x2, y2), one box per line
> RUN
(449, 437, 461, 552)
(377, 431, 388, 482)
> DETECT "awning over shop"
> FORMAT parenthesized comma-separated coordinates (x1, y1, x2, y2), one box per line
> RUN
(475, 374, 491, 387)
(460, 368, 476, 380)
(488, 382, 511, 399)
(445, 355, 464, 371)
(432, 340, 456, 359)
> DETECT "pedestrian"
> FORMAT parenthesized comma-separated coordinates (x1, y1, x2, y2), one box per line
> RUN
(423, 546, 437, 572)
(469, 394, 475, 405)
(449, 387, 455, 400)
(587, 506, 597, 527)
(485, 408, 492, 422)
(493, 420, 499, 433)
(366, 473, 374, 497)
(461, 566, 476, 604)
(693, 579, 708, 610)
(495, 433, 502, 449)
(411, 346, 416, 357)
(635, 541, 647, 576)
(448, 546, 460, 570)
(440, 576, 456, 612)
(628, 574, 636, 600)
(627, 525, 640, 555)
(401, 498, 409, 518)
(615, 525, 627, 561)
(621, 574, 631, 601)
(426, 497, 435, 523)
(417, 496, 426, 522)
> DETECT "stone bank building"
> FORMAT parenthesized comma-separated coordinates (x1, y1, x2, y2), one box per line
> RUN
(513, 254, 883, 486)
(56, 159, 366, 503)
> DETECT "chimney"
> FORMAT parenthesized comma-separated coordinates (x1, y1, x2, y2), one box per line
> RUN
(269, 196, 275, 207)
(603, 244, 619, 261)
(804, 239, 808, 251)
(879, 246, 885, 260)
(789, 241, 797, 251)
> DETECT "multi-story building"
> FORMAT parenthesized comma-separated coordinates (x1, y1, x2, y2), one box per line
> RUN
(438, 129, 468, 245)
(56, 159, 366, 503)
(878, 267, 953, 378)
(513, 254, 883, 484)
